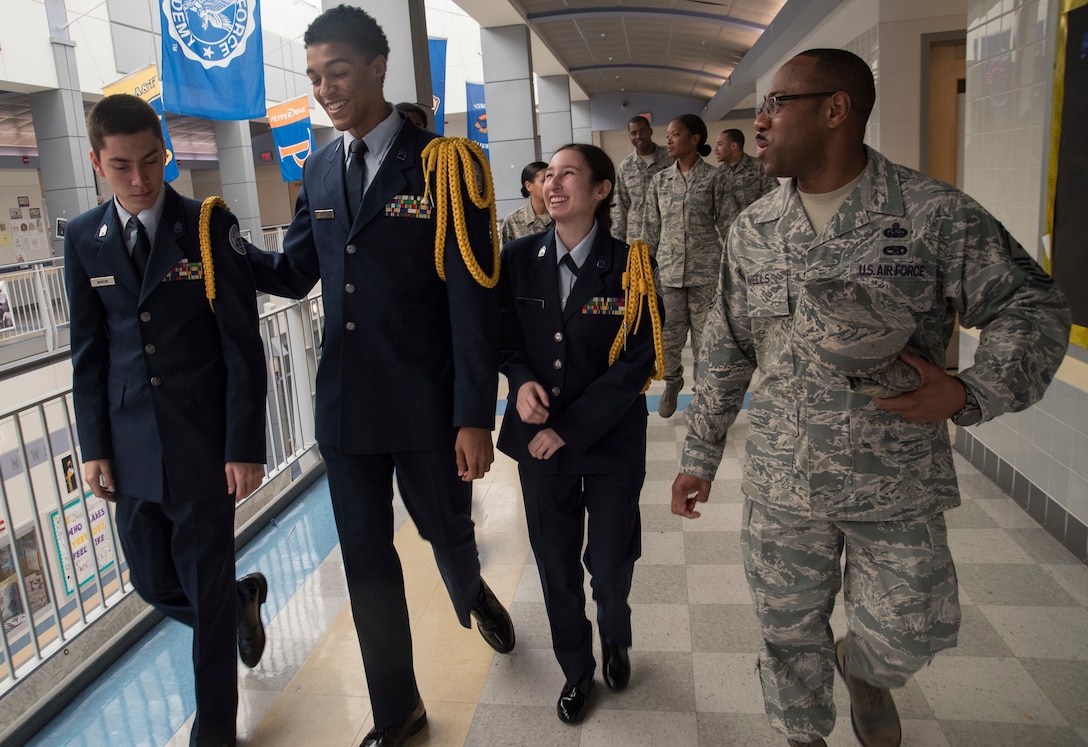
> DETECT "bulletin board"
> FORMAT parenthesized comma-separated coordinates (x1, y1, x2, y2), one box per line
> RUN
(1049, 0, 1088, 348)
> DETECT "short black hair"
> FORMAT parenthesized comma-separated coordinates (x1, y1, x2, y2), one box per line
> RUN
(519, 161, 548, 198)
(396, 102, 429, 128)
(628, 116, 651, 129)
(795, 49, 876, 127)
(553, 144, 616, 230)
(723, 129, 745, 148)
(304, 4, 390, 62)
(86, 94, 162, 156)
(674, 114, 711, 158)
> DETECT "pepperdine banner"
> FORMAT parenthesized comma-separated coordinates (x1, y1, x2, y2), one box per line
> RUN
(103, 64, 180, 183)
(268, 96, 315, 183)
(159, 0, 266, 120)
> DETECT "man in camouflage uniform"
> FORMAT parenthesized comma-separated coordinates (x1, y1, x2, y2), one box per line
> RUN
(714, 128, 780, 212)
(672, 50, 1070, 747)
(611, 116, 672, 244)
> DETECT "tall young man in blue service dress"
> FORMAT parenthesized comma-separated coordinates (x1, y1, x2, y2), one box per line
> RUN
(65, 94, 270, 747)
(245, 6, 515, 747)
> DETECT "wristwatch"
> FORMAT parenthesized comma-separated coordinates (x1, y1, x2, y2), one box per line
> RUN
(951, 378, 983, 426)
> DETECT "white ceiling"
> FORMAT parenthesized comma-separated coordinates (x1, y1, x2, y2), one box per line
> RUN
(0, 0, 796, 156)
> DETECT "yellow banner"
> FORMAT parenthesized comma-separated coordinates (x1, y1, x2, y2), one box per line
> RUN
(104, 64, 162, 101)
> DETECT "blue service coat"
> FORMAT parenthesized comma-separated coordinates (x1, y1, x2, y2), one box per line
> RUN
(497, 226, 659, 474)
(66, 185, 267, 502)
(247, 117, 499, 451)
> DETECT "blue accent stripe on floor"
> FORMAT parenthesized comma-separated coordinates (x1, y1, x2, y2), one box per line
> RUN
(27, 478, 339, 747)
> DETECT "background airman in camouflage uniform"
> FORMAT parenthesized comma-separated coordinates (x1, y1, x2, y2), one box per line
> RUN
(500, 161, 554, 245)
(643, 114, 736, 418)
(714, 128, 780, 212)
(672, 50, 1070, 747)
(611, 115, 672, 244)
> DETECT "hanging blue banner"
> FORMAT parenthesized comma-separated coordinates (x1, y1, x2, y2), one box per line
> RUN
(159, 0, 266, 120)
(429, 38, 446, 135)
(466, 82, 488, 153)
(267, 96, 315, 182)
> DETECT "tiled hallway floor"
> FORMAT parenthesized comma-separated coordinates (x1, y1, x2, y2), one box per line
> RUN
(31, 370, 1088, 747)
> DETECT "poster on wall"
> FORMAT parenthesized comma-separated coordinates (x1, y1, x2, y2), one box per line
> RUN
(0, 527, 49, 634)
(50, 494, 115, 596)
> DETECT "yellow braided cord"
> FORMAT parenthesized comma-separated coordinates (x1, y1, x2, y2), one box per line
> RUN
(421, 137, 500, 288)
(198, 196, 227, 313)
(608, 240, 665, 393)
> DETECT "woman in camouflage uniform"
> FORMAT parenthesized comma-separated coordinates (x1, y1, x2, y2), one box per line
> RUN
(642, 114, 735, 418)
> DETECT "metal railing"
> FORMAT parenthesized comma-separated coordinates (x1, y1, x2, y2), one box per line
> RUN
(0, 261, 71, 363)
(0, 292, 324, 698)
(0, 228, 289, 368)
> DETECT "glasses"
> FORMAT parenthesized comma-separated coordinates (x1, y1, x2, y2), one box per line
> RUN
(756, 91, 838, 118)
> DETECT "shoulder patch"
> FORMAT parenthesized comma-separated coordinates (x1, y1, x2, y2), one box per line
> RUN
(229, 224, 246, 255)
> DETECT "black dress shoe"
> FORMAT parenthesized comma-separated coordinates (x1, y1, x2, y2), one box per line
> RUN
(360, 697, 427, 747)
(470, 579, 515, 653)
(601, 638, 630, 691)
(556, 672, 594, 724)
(237, 572, 268, 668)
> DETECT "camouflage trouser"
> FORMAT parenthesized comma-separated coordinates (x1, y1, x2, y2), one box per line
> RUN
(661, 283, 716, 388)
(741, 498, 960, 741)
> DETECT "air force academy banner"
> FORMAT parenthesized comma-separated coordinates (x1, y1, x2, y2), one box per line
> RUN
(160, 0, 266, 120)
(466, 82, 488, 152)
(103, 65, 180, 183)
(268, 97, 315, 182)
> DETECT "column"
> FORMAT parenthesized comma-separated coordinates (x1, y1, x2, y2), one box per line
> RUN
(32, 5, 98, 257)
(335, 0, 432, 109)
(481, 25, 540, 219)
(537, 75, 573, 162)
(572, 101, 592, 145)
(213, 121, 263, 243)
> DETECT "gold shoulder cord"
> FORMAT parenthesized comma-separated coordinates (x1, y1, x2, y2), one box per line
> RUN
(198, 196, 227, 313)
(421, 138, 500, 288)
(609, 239, 665, 392)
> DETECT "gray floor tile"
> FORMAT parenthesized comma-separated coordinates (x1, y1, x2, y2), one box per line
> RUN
(955, 563, 1080, 607)
(977, 606, 1088, 660)
(689, 604, 762, 654)
(913, 656, 1066, 724)
(1042, 564, 1088, 608)
(1020, 658, 1088, 728)
(465, 703, 581, 747)
(696, 713, 783, 747)
(631, 602, 691, 652)
(640, 530, 686, 565)
(693, 652, 765, 714)
(578, 709, 698, 746)
(641, 502, 687, 533)
(949, 528, 1035, 564)
(1007, 527, 1084, 565)
(938, 720, 1085, 747)
(684, 531, 744, 565)
(601, 650, 697, 712)
(974, 497, 1042, 529)
(941, 604, 1015, 658)
(630, 564, 690, 604)
(944, 500, 999, 529)
(687, 564, 751, 604)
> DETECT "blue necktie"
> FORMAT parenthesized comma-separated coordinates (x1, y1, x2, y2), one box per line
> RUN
(346, 138, 367, 220)
(128, 217, 150, 277)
